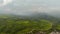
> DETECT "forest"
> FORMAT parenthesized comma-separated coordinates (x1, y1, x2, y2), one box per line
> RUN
(0, 14, 60, 34)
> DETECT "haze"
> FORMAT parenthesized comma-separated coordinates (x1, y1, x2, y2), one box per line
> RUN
(0, 0, 60, 15)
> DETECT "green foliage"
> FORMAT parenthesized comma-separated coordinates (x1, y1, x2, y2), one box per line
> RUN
(56, 23, 60, 30)
(0, 15, 59, 34)
(39, 20, 52, 31)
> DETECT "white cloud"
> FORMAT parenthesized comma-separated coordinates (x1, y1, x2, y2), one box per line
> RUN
(3, 0, 12, 5)
(0, 0, 12, 7)
(0, 0, 60, 15)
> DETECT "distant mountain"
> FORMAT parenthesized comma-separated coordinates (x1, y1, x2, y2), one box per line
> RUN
(0, 12, 60, 24)
(47, 11, 60, 18)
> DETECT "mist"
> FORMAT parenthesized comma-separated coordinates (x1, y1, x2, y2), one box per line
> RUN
(0, 0, 60, 16)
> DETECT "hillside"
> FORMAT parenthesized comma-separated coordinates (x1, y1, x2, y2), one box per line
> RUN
(0, 13, 60, 34)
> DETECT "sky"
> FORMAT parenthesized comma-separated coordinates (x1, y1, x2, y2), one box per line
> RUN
(0, 0, 60, 15)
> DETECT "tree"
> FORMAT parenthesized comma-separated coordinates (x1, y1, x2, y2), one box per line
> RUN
(56, 23, 60, 33)
(24, 20, 52, 34)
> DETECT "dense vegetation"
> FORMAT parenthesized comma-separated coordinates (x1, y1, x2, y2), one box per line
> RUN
(0, 14, 60, 34)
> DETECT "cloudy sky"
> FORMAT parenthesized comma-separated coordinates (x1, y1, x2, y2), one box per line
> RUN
(0, 0, 60, 15)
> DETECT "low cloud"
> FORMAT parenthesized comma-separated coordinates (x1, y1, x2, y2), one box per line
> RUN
(0, 0, 60, 15)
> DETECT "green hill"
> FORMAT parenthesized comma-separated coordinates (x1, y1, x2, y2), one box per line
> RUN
(0, 14, 60, 34)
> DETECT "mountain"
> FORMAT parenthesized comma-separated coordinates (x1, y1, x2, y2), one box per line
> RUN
(47, 11, 60, 18)
(0, 12, 60, 23)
